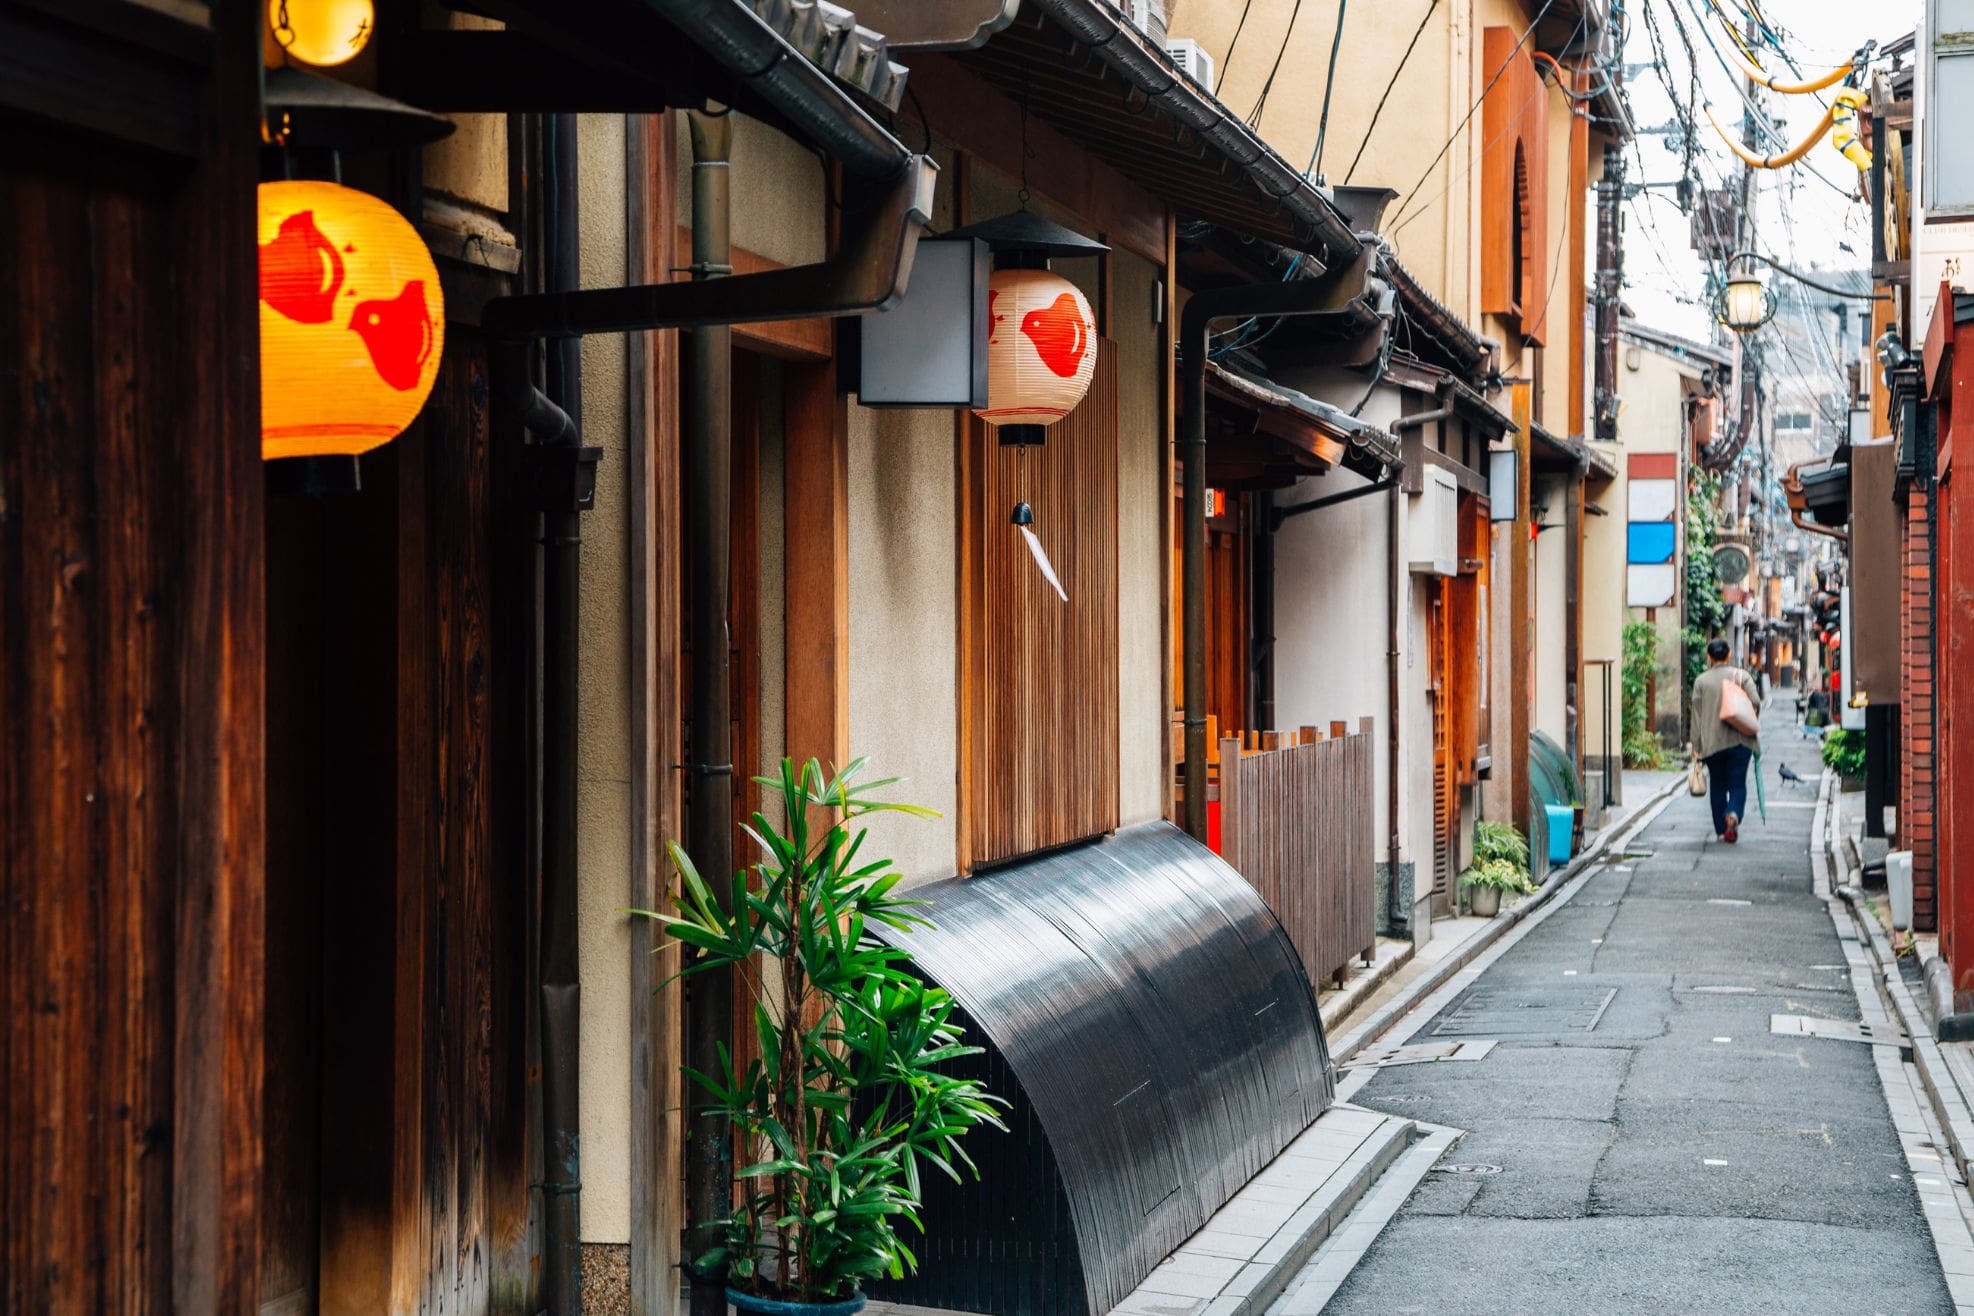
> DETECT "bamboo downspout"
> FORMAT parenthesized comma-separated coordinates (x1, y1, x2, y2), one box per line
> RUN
(684, 107, 737, 1316)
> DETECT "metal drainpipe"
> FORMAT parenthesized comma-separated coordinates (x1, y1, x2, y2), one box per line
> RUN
(539, 111, 596, 1316)
(683, 108, 737, 1316)
(1386, 481, 1407, 930)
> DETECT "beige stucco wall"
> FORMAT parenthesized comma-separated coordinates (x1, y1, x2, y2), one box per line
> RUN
(1532, 474, 1570, 747)
(847, 407, 961, 884)
(1114, 248, 1169, 828)
(573, 112, 635, 1247)
(1169, 0, 1466, 311)
(1617, 336, 1707, 736)
(1582, 471, 1625, 784)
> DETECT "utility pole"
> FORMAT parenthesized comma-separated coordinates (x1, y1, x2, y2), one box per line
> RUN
(1594, 143, 1624, 443)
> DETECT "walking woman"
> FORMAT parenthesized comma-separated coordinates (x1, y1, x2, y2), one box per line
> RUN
(1692, 638, 1763, 843)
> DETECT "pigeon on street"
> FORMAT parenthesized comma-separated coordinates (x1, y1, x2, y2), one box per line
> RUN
(1778, 762, 1805, 785)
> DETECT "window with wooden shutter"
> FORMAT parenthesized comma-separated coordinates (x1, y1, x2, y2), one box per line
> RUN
(958, 343, 1120, 870)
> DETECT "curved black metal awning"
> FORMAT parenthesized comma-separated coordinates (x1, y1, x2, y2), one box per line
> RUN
(871, 822, 1333, 1316)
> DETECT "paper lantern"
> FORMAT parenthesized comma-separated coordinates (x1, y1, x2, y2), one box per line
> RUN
(974, 267, 1097, 433)
(259, 179, 444, 461)
(269, 0, 375, 67)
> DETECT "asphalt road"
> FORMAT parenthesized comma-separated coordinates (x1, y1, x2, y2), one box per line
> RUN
(1324, 698, 1952, 1314)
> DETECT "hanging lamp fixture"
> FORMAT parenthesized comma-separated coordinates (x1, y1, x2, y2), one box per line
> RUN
(258, 4, 455, 494)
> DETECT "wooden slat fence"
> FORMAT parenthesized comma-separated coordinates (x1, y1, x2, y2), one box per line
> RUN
(1218, 718, 1378, 989)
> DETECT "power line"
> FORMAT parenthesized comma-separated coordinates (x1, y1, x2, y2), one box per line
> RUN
(1307, 0, 1351, 179)
(1343, 0, 1439, 185)
(1246, 0, 1308, 126)
(1389, 9, 1586, 240)
(1385, 0, 1562, 234)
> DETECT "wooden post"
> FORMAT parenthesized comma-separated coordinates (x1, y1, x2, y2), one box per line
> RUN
(1510, 382, 1534, 835)
(784, 364, 852, 785)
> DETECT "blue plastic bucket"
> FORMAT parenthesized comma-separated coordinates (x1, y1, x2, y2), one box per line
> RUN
(1545, 803, 1575, 864)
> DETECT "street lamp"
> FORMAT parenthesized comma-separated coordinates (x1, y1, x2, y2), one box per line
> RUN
(1720, 268, 1773, 334)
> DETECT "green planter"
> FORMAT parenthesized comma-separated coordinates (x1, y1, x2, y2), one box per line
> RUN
(728, 1288, 867, 1316)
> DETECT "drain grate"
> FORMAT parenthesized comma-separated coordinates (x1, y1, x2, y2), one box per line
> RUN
(1433, 1163, 1503, 1175)
(1431, 986, 1619, 1037)
(1341, 1039, 1498, 1070)
(1770, 1013, 1908, 1047)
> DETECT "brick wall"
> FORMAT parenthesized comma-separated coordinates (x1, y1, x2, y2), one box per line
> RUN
(1904, 486, 1938, 929)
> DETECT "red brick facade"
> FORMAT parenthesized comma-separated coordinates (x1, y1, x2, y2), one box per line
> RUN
(1904, 486, 1938, 928)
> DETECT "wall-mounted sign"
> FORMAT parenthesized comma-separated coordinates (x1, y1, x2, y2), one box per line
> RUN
(1488, 447, 1519, 520)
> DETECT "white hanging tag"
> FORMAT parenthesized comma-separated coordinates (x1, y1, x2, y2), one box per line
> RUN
(1020, 524, 1068, 602)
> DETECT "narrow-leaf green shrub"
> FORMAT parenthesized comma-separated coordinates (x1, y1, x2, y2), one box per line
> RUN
(641, 759, 1006, 1303)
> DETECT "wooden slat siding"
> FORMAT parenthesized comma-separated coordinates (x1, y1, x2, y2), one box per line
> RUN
(630, 109, 684, 1315)
(962, 345, 1121, 869)
(2, 7, 264, 1305)
(1215, 726, 1379, 990)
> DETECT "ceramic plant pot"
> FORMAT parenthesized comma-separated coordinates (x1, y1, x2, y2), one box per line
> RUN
(1469, 884, 1502, 918)
(726, 1288, 867, 1316)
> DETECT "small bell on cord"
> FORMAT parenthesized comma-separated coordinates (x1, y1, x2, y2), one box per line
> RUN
(1010, 501, 1067, 602)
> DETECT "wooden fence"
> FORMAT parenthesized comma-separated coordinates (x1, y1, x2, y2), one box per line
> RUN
(1217, 719, 1378, 990)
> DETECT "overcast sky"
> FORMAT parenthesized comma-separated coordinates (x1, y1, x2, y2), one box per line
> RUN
(1618, 0, 1918, 347)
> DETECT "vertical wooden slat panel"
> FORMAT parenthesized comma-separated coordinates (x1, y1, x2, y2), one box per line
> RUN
(962, 344, 1120, 868)
(1212, 724, 1378, 990)
(3, 15, 265, 1302)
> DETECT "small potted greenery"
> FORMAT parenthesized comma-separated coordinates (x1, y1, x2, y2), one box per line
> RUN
(643, 758, 1005, 1315)
(1461, 821, 1536, 918)
(1822, 727, 1866, 791)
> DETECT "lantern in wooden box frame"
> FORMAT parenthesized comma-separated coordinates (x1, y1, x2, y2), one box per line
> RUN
(258, 179, 444, 467)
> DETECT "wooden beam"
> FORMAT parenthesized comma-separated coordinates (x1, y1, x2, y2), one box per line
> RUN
(906, 53, 1166, 264)
(783, 360, 851, 781)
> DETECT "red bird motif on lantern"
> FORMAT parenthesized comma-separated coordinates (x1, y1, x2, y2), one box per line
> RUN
(349, 280, 436, 391)
(1019, 292, 1090, 378)
(259, 210, 345, 324)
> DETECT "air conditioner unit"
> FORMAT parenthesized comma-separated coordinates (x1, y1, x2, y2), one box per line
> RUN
(1165, 38, 1215, 94)
(1126, 0, 1151, 29)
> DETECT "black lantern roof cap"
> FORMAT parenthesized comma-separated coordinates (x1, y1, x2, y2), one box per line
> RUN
(265, 67, 457, 152)
(948, 209, 1108, 258)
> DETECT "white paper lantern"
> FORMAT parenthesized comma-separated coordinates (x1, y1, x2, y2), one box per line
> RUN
(974, 267, 1097, 430)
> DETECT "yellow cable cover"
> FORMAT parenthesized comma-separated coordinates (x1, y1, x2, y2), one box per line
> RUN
(1723, 51, 1856, 95)
(1704, 100, 1840, 168)
(1830, 89, 1872, 170)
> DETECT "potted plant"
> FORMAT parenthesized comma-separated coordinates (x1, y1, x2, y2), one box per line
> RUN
(643, 758, 1005, 1314)
(1822, 727, 1867, 792)
(1461, 821, 1535, 918)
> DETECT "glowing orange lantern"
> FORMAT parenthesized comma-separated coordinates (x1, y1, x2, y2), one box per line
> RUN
(974, 267, 1097, 436)
(269, 0, 375, 68)
(258, 179, 443, 462)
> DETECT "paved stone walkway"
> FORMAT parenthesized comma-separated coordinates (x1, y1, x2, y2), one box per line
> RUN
(1317, 699, 1954, 1314)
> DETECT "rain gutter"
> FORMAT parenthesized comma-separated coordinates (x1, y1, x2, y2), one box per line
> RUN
(1027, 0, 1361, 264)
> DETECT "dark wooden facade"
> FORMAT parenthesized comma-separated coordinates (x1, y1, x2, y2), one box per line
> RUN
(2, 2, 266, 1308)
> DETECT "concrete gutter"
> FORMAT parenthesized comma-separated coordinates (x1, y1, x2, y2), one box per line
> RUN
(1822, 768, 1974, 1187)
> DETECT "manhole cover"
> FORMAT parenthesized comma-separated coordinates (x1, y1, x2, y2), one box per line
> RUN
(1433, 1163, 1503, 1175)
(1431, 986, 1618, 1037)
